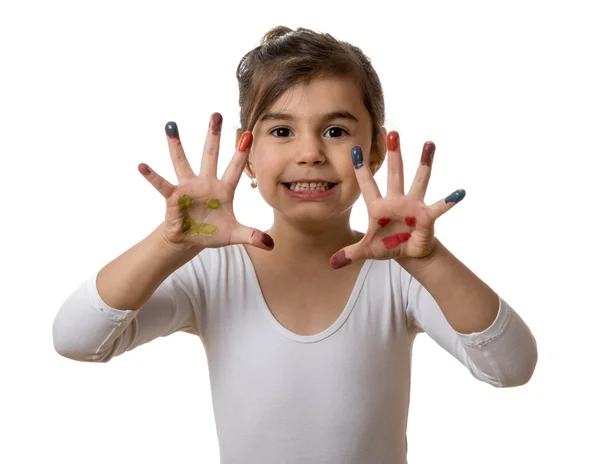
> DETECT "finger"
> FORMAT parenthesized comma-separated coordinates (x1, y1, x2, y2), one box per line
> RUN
(407, 142, 435, 200)
(386, 131, 405, 196)
(200, 112, 223, 178)
(138, 163, 175, 199)
(428, 189, 466, 219)
(221, 132, 253, 187)
(329, 243, 365, 270)
(230, 224, 275, 251)
(351, 146, 382, 204)
(165, 121, 196, 182)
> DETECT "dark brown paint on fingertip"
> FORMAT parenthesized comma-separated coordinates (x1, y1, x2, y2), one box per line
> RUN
(330, 250, 352, 269)
(420, 142, 435, 166)
(138, 163, 151, 175)
(210, 113, 223, 135)
(260, 233, 274, 249)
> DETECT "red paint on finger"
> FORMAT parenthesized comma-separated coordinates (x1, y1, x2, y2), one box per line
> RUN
(383, 232, 411, 249)
(330, 250, 352, 269)
(387, 131, 399, 151)
(420, 142, 435, 166)
(238, 132, 252, 152)
(378, 217, 391, 228)
(405, 216, 416, 227)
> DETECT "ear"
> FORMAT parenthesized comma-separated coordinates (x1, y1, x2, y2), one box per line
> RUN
(368, 126, 387, 174)
(237, 129, 255, 179)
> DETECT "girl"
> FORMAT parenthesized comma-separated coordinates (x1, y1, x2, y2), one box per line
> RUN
(53, 26, 537, 463)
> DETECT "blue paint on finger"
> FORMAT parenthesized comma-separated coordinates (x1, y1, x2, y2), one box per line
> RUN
(445, 189, 466, 203)
(165, 121, 179, 137)
(352, 146, 364, 169)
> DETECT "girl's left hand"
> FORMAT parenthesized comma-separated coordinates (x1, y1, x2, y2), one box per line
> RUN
(330, 131, 465, 269)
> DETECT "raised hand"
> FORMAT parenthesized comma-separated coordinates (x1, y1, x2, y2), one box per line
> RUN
(330, 131, 465, 269)
(138, 113, 274, 252)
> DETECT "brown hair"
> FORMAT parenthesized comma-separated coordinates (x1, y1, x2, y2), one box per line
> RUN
(236, 26, 386, 166)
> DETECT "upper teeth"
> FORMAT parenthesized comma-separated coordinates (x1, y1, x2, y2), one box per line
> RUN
(288, 181, 333, 190)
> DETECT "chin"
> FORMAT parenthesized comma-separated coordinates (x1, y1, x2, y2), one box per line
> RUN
(278, 203, 357, 225)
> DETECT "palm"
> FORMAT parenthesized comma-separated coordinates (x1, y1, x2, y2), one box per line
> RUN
(139, 116, 274, 251)
(163, 177, 239, 248)
(330, 132, 465, 269)
(361, 196, 436, 260)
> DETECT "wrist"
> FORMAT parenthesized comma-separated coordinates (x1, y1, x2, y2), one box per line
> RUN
(153, 223, 203, 263)
(395, 238, 443, 275)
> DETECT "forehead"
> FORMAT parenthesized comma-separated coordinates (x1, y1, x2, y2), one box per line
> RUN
(264, 76, 368, 121)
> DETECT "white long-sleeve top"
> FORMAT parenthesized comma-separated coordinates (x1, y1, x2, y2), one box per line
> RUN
(53, 244, 537, 464)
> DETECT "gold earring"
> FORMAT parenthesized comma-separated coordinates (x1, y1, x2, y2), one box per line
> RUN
(250, 179, 257, 188)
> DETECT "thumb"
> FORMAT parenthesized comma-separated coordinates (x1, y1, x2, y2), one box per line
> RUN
(231, 224, 275, 251)
(329, 243, 363, 270)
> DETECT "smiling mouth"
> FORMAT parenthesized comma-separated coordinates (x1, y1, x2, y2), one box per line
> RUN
(283, 182, 337, 191)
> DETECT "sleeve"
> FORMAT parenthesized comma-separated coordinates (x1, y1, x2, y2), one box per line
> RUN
(52, 257, 207, 363)
(405, 271, 538, 388)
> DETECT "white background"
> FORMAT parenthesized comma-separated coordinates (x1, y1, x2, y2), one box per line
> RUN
(1, 0, 598, 462)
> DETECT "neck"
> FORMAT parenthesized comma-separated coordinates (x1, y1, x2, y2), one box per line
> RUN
(265, 210, 362, 265)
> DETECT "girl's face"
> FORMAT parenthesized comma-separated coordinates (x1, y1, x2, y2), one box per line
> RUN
(247, 76, 385, 224)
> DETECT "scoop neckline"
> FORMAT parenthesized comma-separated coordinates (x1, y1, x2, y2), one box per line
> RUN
(237, 244, 373, 344)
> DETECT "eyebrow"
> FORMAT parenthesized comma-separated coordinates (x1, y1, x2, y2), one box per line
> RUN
(259, 110, 359, 124)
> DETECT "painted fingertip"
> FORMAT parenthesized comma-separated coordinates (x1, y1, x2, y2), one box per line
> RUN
(210, 113, 223, 135)
(420, 142, 435, 166)
(445, 189, 466, 204)
(165, 121, 179, 137)
(261, 233, 274, 249)
(138, 163, 151, 175)
(238, 132, 252, 152)
(387, 131, 399, 151)
(351, 146, 364, 169)
(330, 250, 352, 269)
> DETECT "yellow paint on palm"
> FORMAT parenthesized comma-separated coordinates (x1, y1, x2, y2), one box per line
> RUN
(206, 199, 221, 210)
(178, 194, 193, 211)
(181, 216, 217, 236)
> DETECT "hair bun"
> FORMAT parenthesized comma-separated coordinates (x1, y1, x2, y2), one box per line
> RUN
(260, 26, 293, 45)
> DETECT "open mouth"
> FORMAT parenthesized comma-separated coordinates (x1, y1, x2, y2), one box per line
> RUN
(283, 182, 337, 192)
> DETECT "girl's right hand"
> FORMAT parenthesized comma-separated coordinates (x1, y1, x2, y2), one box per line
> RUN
(138, 113, 274, 253)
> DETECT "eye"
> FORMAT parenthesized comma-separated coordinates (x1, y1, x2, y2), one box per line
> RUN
(324, 127, 348, 138)
(269, 127, 293, 138)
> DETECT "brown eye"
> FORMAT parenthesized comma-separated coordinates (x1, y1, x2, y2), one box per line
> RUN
(270, 127, 292, 137)
(325, 127, 348, 138)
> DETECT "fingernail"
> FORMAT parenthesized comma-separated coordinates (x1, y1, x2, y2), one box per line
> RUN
(210, 113, 223, 135)
(387, 131, 399, 151)
(445, 189, 466, 204)
(330, 250, 352, 269)
(351, 146, 364, 169)
(420, 142, 435, 166)
(261, 233, 274, 249)
(238, 132, 252, 152)
(165, 121, 179, 138)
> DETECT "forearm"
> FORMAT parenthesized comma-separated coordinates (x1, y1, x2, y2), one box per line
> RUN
(97, 223, 202, 310)
(396, 239, 499, 334)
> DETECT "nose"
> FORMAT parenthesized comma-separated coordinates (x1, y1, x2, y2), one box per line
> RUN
(294, 135, 327, 165)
